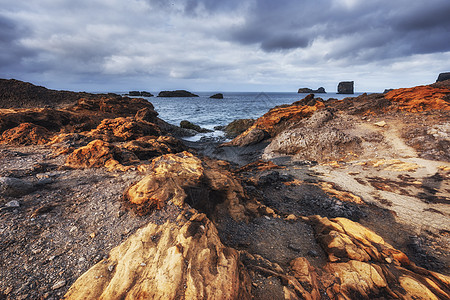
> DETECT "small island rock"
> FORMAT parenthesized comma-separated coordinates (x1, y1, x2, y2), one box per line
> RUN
(436, 72, 450, 82)
(337, 81, 354, 94)
(180, 120, 212, 133)
(158, 90, 199, 97)
(298, 87, 326, 93)
(210, 93, 224, 99)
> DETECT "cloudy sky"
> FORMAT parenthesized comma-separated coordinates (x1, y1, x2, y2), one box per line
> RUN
(1, 0, 449, 92)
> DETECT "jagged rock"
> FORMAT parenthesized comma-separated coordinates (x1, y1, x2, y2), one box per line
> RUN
(385, 85, 450, 112)
(436, 72, 450, 82)
(64, 213, 251, 300)
(88, 117, 161, 141)
(0, 123, 51, 145)
(72, 95, 156, 117)
(179, 120, 212, 133)
(210, 93, 224, 99)
(337, 81, 354, 94)
(298, 87, 326, 93)
(65, 140, 139, 169)
(134, 107, 158, 123)
(124, 151, 251, 220)
(122, 136, 186, 160)
(0, 177, 35, 197)
(224, 96, 324, 147)
(158, 90, 199, 97)
(222, 119, 255, 139)
(294, 215, 450, 300)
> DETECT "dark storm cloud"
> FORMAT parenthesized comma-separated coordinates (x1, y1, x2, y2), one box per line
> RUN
(0, 15, 34, 68)
(225, 0, 450, 58)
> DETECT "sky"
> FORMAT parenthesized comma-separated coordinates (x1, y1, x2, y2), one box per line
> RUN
(1, 0, 450, 93)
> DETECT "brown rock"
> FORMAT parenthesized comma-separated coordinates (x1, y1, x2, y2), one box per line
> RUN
(65, 140, 139, 169)
(64, 213, 251, 300)
(122, 136, 186, 160)
(385, 85, 450, 112)
(88, 117, 160, 141)
(0, 122, 51, 145)
(222, 119, 255, 139)
(134, 107, 158, 123)
(124, 151, 251, 220)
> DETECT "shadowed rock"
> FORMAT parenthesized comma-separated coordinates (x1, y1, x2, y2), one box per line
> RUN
(210, 93, 224, 99)
(158, 90, 199, 97)
(436, 72, 450, 82)
(337, 81, 354, 94)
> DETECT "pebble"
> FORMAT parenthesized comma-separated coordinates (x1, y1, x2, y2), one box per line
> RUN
(307, 250, 319, 257)
(108, 264, 115, 272)
(5, 200, 20, 208)
(52, 280, 66, 290)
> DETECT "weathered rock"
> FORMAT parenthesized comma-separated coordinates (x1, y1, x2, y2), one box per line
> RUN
(121, 136, 186, 160)
(134, 107, 158, 123)
(128, 91, 153, 97)
(179, 120, 212, 133)
(0, 177, 34, 197)
(0, 123, 51, 145)
(158, 90, 199, 97)
(124, 151, 251, 220)
(65, 140, 139, 169)
(222, 119, 255, 139)
(64, 213, 251, 300)
(224, 96, 324, 147)
(436, 72, 450, 82)
(337, 81, 354, 94)
(88, 117, 161, 141)
(210, 93, 224, 99)
(298, 87, 326, 93)
(385, 85, 450, 112)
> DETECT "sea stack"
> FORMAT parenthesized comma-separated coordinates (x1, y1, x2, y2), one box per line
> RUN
(436, 72, 450, 82)
(298, 87, 326, 93)
(337, 81, 354, 94)
(210, 93, 224, 99)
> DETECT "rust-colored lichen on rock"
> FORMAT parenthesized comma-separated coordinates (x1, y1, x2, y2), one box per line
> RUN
(65, 140, 138, 169)
(0, 122, 52, 145)
(385, 85, 450, 112)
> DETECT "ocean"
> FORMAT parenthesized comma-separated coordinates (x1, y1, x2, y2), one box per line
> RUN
(128, 92, 365, 141)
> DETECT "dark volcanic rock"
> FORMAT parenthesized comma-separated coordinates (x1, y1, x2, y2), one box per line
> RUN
(210, 93, 224, 99)
(337, 81, 354, 94)
(223, 119, 255, 139)
(180, 120, 212, 133)
(128, 91, 153, 97)
(158, 90, 199, 97)
(436, 72, 450, 82)
(0, 79, 87, 108)
(128, 91, 141, 96)
(298, 87, 326, 93)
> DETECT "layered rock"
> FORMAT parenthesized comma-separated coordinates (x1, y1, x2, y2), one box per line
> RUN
(64, 213, 251, 300)
(338, 81, 354, 94)
(158, 90, 199, 97)
(87, 117, 161, 142)
(124, 151, 251, 220)
(65, 140, 139, 169)
(0, 122, 51, 145)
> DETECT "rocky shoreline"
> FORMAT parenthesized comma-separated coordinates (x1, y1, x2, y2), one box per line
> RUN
(0, 79, 449, 299)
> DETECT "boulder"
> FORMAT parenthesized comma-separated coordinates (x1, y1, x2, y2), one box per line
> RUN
(0, 123, 51, 145)
(436, 72, 450, 82)
(88, 117, 161, 141)
(337, 81, 354, 94)
(121, 136, 186, 160)
(179, 120, 212, 133)
(0, 177, 35, 197)
(65, 140, 139, 169)
(124, 151, 251, 220)
(297, 87, 326, 93)
(210, 93, 224, 99)
(64, 213, 251, 300)
(158, 90, 199, 97)
(222, 119, 255, 139)
(134, 107, 158, 123)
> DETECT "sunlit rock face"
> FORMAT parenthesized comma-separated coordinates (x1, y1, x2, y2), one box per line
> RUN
(64, 213, 251, 300)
